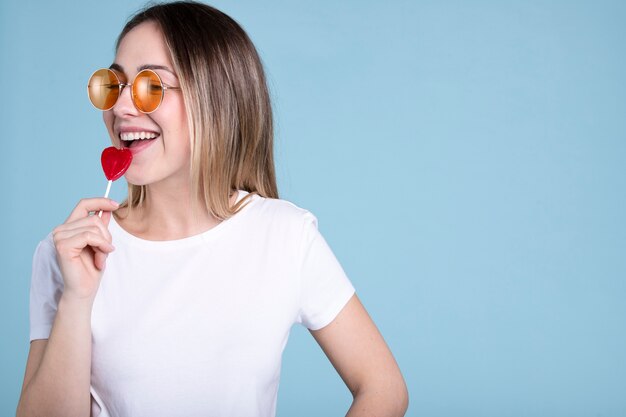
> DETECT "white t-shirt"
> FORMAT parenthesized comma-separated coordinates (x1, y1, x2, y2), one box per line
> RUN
(29, 190, 355, 417)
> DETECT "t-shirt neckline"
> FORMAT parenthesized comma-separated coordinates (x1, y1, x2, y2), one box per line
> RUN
(109, 190, 254, 249)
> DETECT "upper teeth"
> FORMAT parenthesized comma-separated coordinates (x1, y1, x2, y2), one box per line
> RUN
(120, 132, 159, 141)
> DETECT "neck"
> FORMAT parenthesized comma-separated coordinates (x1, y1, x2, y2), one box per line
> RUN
(116, 182, 239, 241)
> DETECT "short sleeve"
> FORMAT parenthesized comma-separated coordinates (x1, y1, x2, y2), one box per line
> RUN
(29, 233, 64, 342)
(296, 212, 356, 331)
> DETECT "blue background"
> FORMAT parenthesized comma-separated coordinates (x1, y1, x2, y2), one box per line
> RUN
(1, 1, 625, 416)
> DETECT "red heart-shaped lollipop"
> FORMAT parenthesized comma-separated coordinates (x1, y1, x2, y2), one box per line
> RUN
(101, 147, 133, 181)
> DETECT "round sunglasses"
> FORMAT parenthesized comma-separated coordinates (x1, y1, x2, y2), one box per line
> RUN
(87, 68, 180, 114)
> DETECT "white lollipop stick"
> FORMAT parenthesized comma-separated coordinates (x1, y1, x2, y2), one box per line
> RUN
(98, 180, 113, 218)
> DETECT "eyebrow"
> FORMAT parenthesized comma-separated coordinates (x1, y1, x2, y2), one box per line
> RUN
(109, 63, 177, 76)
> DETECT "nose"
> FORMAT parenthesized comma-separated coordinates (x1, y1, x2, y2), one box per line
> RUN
(112, 83, 140, 117)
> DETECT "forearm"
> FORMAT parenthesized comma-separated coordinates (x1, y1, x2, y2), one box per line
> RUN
(17, 295, 94, 417)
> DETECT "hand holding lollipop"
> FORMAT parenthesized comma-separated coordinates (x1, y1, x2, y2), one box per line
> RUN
(98, 147, 132, 217)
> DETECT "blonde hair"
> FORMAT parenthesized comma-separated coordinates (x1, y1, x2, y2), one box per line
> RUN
(115, 1, 278, 221)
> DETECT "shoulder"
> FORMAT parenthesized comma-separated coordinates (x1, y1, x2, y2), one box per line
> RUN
(30, 231, 63, 285)
(245, 193, 319, 231)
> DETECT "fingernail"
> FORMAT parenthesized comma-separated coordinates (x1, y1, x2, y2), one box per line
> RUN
(110, 200, 120, 207)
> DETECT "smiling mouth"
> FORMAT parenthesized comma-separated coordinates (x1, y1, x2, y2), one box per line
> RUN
(119, 132, 160, 148)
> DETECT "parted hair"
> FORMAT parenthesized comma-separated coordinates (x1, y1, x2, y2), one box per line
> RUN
(115, 0, 278, 220)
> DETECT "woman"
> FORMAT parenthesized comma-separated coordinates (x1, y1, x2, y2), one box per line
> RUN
(17, 2, 408, 416)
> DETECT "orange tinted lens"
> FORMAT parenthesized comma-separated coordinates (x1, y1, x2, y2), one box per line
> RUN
(132, 70, 163, 113)
(88, 69, 120, 110)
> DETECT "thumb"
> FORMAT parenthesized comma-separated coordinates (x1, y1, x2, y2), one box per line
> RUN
(100, 207, 114, 227)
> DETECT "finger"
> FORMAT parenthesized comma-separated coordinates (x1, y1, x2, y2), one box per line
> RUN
(53, 225, 111, 248)
(100, 210, 113, 228)
(65, 198, 120, 223)
(55, 231, 115, 258)
(57, 216, 113, 243)
(94, 249, 109, 271)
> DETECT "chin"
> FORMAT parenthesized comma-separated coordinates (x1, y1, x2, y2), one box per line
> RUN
(127, 181, 150, 187)
(124, 175, 149, 187)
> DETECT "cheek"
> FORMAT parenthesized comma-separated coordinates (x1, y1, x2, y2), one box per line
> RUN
(158, 105, 189, 147)
(103, 112, 115, 136)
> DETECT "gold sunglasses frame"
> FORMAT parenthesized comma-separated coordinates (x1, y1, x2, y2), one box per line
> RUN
(87, 68, 181, 114)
